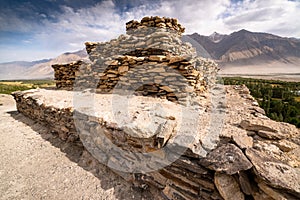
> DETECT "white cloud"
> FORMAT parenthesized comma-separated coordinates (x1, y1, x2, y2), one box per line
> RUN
(124, 0, 231, 35)
(224, 0, 300, 37)
(18, 0, 125, 61)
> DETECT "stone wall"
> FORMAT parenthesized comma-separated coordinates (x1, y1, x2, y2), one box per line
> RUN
(52, 61, 84, 90)
(125, 16, 185, 35)
(12, 86, 300, 200)
(52, 16, 218, 103)
(12, 89, 78, 142)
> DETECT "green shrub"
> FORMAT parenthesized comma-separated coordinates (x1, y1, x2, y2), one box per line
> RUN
(222, 77, 300, 128)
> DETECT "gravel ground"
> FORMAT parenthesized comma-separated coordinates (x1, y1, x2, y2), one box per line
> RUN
(0, 94, 158, 200)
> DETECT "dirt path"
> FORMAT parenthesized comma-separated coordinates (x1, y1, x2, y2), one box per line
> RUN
(0, 94, 156, 200)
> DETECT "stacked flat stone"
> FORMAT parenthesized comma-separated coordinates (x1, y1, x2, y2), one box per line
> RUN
(12, 86, 300, 200)
(12, 90, 78, 142)
(85, 42, 98, 54)
(74, 54, 216, 102)
(15, 16, 300, 200)
(126, 16, 185, 35)
(52, 61, 83, 90)
(52, 16, 218, 103)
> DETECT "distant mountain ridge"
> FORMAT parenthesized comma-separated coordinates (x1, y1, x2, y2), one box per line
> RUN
(188, 30, 300, 67)
(0, 50, 88, 80)
(1, 29, 300, 80)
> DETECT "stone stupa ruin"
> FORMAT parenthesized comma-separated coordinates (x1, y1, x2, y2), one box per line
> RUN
(12, 16, 300, 200)
(52, 16, 218, 104)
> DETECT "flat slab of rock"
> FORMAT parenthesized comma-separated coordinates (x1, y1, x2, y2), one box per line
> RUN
(12, 85, 300, 200)
(257, 130, 285, 140)
(199, 144, 252, 175)
(246, 148, 300, 197)
(258, 182, 297, 200)
(214, 172, 244, 200)
(240, 120, 299, 140)
(13, 89, 218, 157)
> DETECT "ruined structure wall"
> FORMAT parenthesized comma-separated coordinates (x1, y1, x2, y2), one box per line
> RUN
(52, 61, 83, 90)
(12, 86, 300, 200)
(13, 16, 300, 200)
(125, 16, 185, 35)
(52, 17, 218, 103)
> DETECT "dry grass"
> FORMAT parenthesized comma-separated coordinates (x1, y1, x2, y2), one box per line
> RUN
(0, 80, 54, 94)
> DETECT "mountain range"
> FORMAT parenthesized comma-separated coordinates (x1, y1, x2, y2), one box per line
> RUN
(0, 29, 299, 80)
(0, 50, 88, 80)
(188, 30, 300, 74)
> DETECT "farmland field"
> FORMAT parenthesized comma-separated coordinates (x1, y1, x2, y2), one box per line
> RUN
(222, 77, 300, 128)
(0, 80, 55, 94)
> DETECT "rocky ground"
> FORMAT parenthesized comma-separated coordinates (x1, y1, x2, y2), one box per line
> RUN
(0, 94, 159, 200)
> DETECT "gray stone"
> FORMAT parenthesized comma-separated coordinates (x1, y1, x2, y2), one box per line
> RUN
(246, 148, 300, 197)
(199, 144, 252, 175)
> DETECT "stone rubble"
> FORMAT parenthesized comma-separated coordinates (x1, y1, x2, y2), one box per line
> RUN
(12, 16, 300, 200)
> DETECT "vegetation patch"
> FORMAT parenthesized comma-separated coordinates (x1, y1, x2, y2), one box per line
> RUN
(222, 77, 300, 128)
(0, 80, 55, 95)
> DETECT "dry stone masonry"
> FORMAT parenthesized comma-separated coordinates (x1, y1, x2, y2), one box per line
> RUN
(13, 16, 300, 200)
(52, 16, 218, 103)
(52, 60, 84, 90)
(12, 85, 300, 200)
(125, 16, 185, 35)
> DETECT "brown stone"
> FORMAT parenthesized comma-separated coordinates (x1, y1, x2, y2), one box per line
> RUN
(240, 120, 277, 133)
(148, 55, 166, 62)
(105, 60, 119, 66)
(258, 182, 296, 200)
(159, 86, 173, 92)
(233, 134, 253, 149)
(273, 140, 298, 152)
(257, 130, 285, 140)
(238, 171, 253, 195)
(214, 172, 245, 200)
(252, 190, 274, 200)
(118, 66, 129, 74)
(169, 56, 185, 64)
(107, 70, 118, 74)
(107, 73, 117, 78)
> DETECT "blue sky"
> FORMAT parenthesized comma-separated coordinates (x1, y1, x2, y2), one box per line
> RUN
(0, 0, 300, 62)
